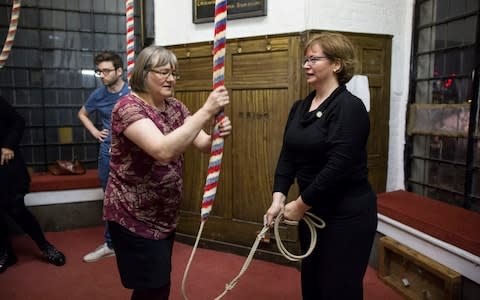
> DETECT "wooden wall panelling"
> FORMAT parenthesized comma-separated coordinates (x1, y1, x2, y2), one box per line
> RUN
(227, 35, 300, 254)
(228, 35, 290, 223)
(168, 31, 391, 258)
(231, 88, 290, 222)
(175, 90, 233, 217)
(174, 43, 213, 91)
(347, 33, 391, 193)
(229, 35, 290, 88)
(287, 35, 304, 109)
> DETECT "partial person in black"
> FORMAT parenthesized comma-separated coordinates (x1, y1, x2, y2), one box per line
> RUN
(264, 32, 377, 300)
(0, 95, 66, 273)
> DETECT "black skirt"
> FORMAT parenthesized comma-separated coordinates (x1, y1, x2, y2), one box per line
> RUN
(298, 190, 377, 300)
(108, 221, 174, 289)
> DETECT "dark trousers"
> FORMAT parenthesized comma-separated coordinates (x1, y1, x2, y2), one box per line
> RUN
(0, 194, 48, 252)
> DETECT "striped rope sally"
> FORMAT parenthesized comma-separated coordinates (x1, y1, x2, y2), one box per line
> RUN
(181, 1, 227, 299)
(125, 0, 135, 82)
(0, 0, 21, 69)
(201, 0, 227, 221)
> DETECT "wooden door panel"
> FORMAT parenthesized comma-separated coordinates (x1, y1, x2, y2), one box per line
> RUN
(352, 36, 391, 193)
(231, 88, 290, 223)
(176, 90, 232, 217)
(361, 49, 385, 74)
(176, 56, 212, 91)
(175, 90, 211, 214)
(229, 36, 290, 54)
(231, 51, 289, 87)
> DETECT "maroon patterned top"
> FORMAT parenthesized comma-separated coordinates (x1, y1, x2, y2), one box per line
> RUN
(103, 94, 190, 240)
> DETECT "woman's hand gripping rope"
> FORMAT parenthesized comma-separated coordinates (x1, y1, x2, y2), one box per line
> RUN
(270, 211, 326, 261)
(263, 194, 325, 260)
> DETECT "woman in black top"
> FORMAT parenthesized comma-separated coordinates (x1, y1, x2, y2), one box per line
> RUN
(265, 32, 377, 300)
(0, 95, 66, 273)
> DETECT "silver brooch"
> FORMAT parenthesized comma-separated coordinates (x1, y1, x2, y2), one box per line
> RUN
(316, 111, 323, 118)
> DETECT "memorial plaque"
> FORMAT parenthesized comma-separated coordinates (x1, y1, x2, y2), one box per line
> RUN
(193, 0, 267, 24)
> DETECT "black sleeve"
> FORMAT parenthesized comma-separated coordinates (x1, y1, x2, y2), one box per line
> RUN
(272, 100, 302, 196)
(301, 96, 369, 205)
(0, 96, 25, 150)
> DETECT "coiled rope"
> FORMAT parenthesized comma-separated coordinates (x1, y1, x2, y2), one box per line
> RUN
(273, 212, 326, 261)
(0, 0, 21, 69)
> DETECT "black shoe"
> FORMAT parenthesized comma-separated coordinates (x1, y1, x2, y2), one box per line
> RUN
(41, 244, 66, 266)
(0, 249, 18, 273)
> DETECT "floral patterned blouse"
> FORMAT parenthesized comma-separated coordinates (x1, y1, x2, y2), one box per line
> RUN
(103, 93, 190, 240)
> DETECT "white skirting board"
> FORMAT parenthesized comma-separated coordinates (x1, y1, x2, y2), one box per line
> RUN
(24, 188, 104, 206)
(377, 213, 480, 284)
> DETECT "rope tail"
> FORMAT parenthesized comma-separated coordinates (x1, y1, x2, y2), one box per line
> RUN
(213, 212, 325, 299)
(0, 0, 21, 69)
(213, 225, 270, 300)
(181, 220, 206, 300)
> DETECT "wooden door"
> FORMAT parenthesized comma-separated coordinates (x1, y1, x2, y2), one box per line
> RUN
(170, 36, 301, 254)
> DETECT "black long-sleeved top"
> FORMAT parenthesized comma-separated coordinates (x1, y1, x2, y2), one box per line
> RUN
(273, 86, 372, 214)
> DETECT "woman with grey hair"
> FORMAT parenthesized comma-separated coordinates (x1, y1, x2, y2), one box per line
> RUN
(103, 46, 232, 300)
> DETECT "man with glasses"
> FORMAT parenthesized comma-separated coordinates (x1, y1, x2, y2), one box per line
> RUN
(78, 51, 130, 263)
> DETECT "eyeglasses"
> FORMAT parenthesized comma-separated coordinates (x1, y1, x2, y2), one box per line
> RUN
(149, 69, 180, 80)
(94, 68, 116, 76)
(303, 56, 329, 65)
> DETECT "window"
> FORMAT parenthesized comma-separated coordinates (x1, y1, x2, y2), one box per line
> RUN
(407, 0, 480, 211)
(0, 0, 142, 171)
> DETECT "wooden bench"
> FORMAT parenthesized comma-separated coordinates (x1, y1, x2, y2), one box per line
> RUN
(376, 190, 480, 285)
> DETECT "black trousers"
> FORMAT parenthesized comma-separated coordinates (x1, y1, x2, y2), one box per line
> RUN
(299, 192, 377, 300)
(0, 194, 48, 251)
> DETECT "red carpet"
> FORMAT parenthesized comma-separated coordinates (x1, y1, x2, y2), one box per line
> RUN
(0, 226, 403, 300)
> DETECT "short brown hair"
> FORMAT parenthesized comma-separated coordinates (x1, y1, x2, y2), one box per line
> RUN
(94, 51, 123, 70)
(305, 32, 356, 85)
(129, 46, 178, 93)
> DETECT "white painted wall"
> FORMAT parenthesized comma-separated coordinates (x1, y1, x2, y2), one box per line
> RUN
(154, 0, 415, 191)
